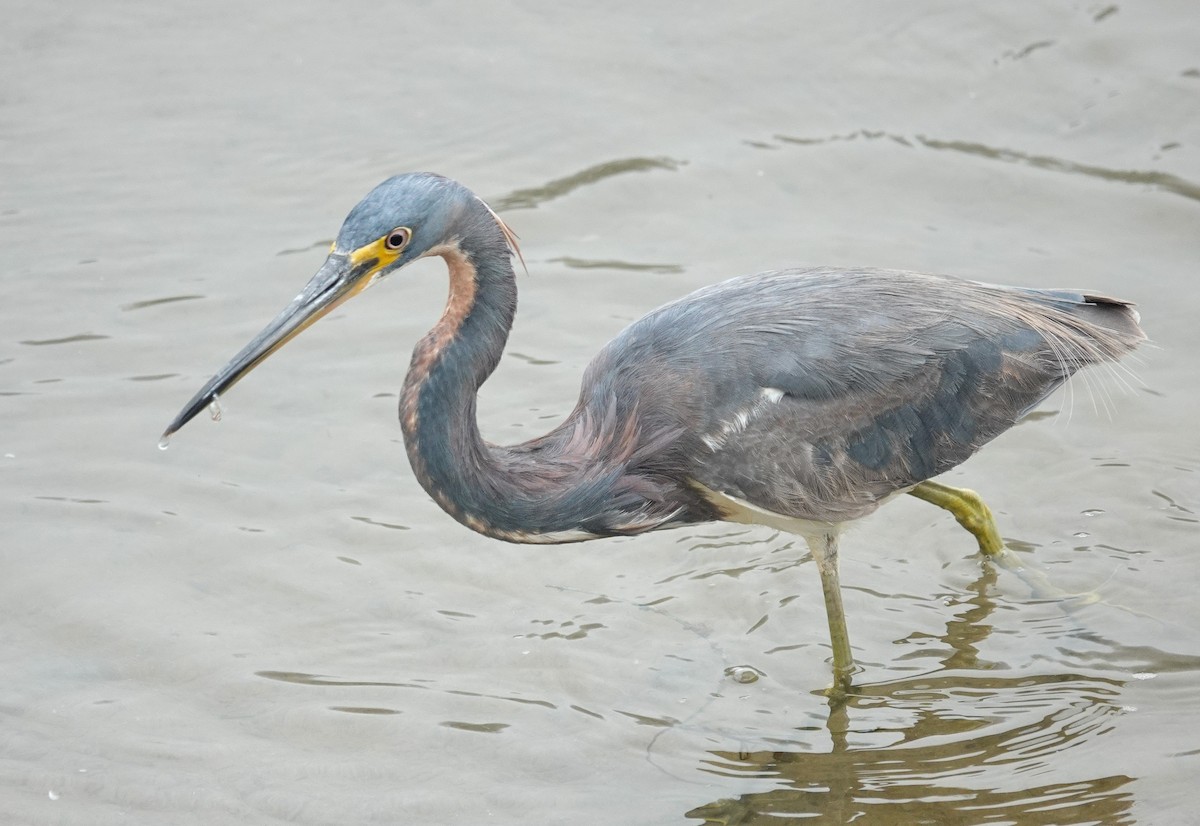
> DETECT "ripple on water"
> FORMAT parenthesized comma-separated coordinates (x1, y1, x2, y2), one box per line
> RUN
(688, 670, 1133, 824)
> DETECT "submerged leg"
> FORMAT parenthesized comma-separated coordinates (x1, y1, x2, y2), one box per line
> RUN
(908, 480, 1004, 556)
(807, 531, 855, 685)
(910, 481, 1100, 606)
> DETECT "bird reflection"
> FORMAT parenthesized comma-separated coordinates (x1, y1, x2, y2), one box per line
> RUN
(892, 550, 1004, 675)
(684, 559, 1134, 824)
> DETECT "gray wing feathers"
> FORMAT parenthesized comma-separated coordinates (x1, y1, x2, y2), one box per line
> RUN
(587, 267, 1144, 524)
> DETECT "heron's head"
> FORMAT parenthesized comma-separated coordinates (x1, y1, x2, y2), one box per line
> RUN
(162, 173, 503, 440)
(334, 173, 482, 276)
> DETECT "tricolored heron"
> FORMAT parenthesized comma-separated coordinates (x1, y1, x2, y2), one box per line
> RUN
(163, 173, 1144, 684)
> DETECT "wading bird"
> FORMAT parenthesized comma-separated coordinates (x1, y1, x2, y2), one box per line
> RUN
(163, 173, 1144, 685)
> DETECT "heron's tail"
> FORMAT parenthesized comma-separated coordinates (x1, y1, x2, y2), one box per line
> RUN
(1012, 287, 1147, 369)
(1067, 292, 1146, 352)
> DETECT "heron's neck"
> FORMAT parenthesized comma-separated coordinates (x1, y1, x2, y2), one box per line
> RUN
(401, 238, 596, 542)
(401, 239, 515, 441)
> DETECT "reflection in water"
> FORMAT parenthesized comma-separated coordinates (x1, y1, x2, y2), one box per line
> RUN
(684, 562, 1136, 824)
(775, 130, 1200, 204)
(119, 294, 204, 311)
(690, 731, 1133, 825)
(255, 669, 557, 709)
(18, 332, 109, 345)
(489, 157, 683, 211)
(548, 256, 685, 274)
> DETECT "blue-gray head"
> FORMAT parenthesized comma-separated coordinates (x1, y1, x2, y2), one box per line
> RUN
(336, 173, 482, 269)
(162, 173, 514, 439)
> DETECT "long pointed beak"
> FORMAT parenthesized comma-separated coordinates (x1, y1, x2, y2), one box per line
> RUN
(162, 251, 376, 440)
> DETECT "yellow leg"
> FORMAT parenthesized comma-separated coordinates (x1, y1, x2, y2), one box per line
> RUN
(909, 480, 1103, 606)
(908, 480, 1004, 556)
(807, 532, 855, 688)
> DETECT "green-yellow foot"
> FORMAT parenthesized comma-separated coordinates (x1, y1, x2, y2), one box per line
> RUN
(908, 479, 1004, 556)
(908, 479, 1100, 606)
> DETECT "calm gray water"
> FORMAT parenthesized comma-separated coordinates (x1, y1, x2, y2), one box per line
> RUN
(3, 3, 1198, 823)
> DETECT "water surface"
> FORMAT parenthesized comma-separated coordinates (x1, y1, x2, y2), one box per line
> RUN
(2, 2, 1198, 823)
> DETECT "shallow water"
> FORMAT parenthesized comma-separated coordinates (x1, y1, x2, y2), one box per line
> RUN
(2, 2, 1198, 823)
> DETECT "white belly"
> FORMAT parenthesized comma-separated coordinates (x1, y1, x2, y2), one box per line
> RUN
(692, 481, 913, 546)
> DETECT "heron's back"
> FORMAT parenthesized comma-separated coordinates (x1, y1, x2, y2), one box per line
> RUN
(579, 268, 1144, 525)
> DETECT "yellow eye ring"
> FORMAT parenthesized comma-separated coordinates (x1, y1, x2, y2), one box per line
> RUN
(384, 227, 412, 251)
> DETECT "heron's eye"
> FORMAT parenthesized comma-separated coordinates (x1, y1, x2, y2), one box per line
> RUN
(384, 227, 412, 251)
